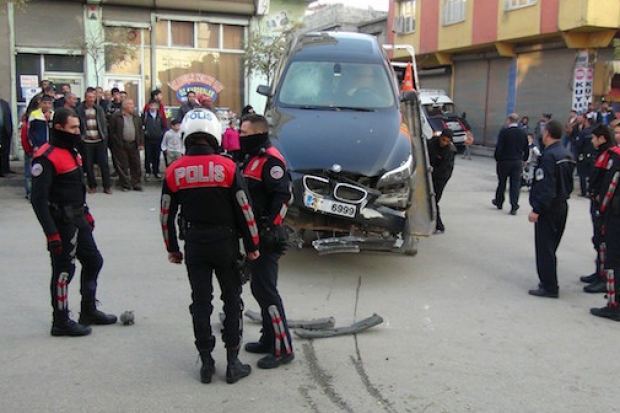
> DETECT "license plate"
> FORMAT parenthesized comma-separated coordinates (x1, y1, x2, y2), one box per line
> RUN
(304, 192, 356, 218)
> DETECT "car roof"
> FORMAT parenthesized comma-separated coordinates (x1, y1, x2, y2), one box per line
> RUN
(290, 32, 386, 63)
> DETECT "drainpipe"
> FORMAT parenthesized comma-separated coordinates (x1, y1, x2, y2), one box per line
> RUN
(151, 12, 157, 94)
(8, 1, 19, 160)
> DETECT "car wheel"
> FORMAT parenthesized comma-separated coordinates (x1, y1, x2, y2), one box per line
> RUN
(402, 216, 418, 256)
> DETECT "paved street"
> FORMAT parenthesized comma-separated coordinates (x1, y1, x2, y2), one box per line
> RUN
(1, 154, 618, 413)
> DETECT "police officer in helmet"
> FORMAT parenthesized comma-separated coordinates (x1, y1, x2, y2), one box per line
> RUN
(31, 107, 117, 337)
(160, 108, 260, 384)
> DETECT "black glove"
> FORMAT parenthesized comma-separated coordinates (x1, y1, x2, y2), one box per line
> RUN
(234, 254, 252, 285)
(47, 233, 62, 255)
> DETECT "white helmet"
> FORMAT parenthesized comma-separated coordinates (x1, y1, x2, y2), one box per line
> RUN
(180, 108, 222, 146)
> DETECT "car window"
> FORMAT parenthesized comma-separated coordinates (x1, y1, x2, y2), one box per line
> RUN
(423, 103, 458, 118)
(278, 61, 395, 109)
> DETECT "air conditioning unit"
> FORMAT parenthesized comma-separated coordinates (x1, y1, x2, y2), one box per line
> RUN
(392, 15, 405, 34)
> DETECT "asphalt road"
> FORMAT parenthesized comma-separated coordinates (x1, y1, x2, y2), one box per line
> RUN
(1, 154, 618, 413)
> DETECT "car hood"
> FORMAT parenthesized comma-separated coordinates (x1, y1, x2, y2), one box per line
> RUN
(270, 107, 405, 177)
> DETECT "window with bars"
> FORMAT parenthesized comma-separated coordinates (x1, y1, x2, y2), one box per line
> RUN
(443, 0, 467, 25)
(505, 0, 537, 11)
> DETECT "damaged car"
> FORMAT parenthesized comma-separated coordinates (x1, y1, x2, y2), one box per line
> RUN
(257, 32, 435, 255)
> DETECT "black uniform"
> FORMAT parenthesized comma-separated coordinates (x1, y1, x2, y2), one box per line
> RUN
(573, 125, 595, 197)
(241, 135, 294, 365)
(592, 146, 620, 310)
(30, 130, 109, 332)
(494, 125, 529, 212)
(529, 141, 575, 294)
(160, 145, 259, 357)
(428, 136, 455, 232)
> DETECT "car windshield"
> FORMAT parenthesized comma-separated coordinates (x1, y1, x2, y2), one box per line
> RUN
(423, 103, 460, 118)
(278, 61, 395, 109)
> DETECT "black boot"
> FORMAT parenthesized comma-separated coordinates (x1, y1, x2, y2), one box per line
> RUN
(226, 347, 251, 384)
(245, 340, 270, 354)
(51, 311, 92, 337)
(198, 351, 215, 384)
(584, 279, 607, 293)
(79, 301, 118, 325)
(580, 273, 598, 284)
(590, 305, 620, 321)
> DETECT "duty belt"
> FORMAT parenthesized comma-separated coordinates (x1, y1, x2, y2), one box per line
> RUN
(185, 221, 232, 230)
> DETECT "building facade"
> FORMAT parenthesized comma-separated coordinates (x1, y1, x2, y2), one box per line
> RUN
(389, 0, 620, 145)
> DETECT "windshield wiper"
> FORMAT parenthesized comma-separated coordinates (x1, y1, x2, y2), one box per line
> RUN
(295, 105, 375, 112)
(333, 106, 375, 112)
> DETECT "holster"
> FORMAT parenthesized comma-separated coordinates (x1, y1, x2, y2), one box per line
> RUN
(49, 203, 84, 224)
(259, 219, 288, 255)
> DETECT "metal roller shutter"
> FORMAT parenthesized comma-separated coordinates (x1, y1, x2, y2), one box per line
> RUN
(515, 48, 575, 130)
(453, 60, 490, 145)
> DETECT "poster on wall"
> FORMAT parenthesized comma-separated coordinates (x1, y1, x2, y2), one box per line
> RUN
(572, 50, 593, 114)
(168, 73, 224, 104)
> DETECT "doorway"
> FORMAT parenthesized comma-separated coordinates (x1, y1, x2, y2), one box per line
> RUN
(104, 76, 143, 111)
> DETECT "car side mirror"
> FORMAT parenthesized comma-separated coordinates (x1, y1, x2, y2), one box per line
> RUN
(400, 91, 418, 104)
(257, 85, 272, 97)
(462, 112, 467, 119)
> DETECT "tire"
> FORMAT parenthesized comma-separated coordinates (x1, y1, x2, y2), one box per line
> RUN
(402, 216, 418, 256)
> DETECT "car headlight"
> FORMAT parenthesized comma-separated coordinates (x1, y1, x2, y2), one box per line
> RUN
(377, 155, 413, 188)
(432, 130, 442, 137)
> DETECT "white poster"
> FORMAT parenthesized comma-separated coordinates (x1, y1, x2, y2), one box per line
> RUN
(22, 87, 40, 105)
(572, 51, 593, 114)
(20, 75, 38, 88)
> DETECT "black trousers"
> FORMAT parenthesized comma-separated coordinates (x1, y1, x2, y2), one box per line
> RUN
(0, 131, 10, 173)
(184, 227, 242, 353)
(433, 178, 448, 230)
(82, 141, 111, 190)
(495, 160, 523, 208)
(534, 202, 568, 293)
(576, 159, 593, 197)
(590, 201, 604, 279)
(50, 211, 103, 319)
(250, 250, 292, 354)
(604, 212, 620, 304)
(144, 141, 161, 175)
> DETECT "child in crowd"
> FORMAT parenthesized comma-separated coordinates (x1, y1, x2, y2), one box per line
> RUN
(161, 119, 183, 166)
(522, 133, 540, 189)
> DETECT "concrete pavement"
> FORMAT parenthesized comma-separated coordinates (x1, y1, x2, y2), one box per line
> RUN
(1, 153, 619, 413)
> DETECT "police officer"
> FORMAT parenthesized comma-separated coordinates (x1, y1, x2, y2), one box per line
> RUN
(580, 124, 617, 293)
(31, 108, 117, 337)
(590, 125, 620, 320)
(239, 114, 294, 369)
(428, 128, 456, 233)
(528, 120, 575, 298)
(160, 108, 260, 384)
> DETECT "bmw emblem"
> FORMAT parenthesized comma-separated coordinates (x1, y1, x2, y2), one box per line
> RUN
(331, 164, 342, 173)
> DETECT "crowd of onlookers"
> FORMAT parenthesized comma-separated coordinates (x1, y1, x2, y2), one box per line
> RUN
(514, 99, 618, 196)
(14, 79, 256, 198)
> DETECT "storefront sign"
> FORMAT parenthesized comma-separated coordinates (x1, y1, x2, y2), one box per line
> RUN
(168, 73, 225, 104)
(20, 75, 39, 88)
(572, 51, 593, 114)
